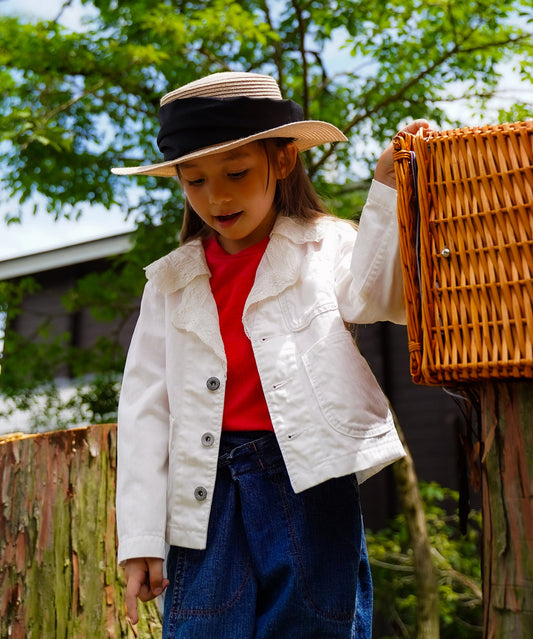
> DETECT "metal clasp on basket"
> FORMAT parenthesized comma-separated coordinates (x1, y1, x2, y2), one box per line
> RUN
(441, 247, 451, 258)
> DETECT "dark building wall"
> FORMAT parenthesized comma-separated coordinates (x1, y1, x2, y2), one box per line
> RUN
(12, 280, 72, 341)
(356, 322, 468, 529)
(7, 260, 140, 379)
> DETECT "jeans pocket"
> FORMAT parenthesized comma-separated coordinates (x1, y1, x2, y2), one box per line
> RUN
(284, 474, 363, 621)
(165, 542, 253, 621)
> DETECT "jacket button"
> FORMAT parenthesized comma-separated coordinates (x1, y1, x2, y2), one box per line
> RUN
(194, 486, 207, 501)
(206, 377, 220, 391)
(201, 432, 215, 447)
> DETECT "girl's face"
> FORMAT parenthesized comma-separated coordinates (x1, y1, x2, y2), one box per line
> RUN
(179, 141, 292, 254)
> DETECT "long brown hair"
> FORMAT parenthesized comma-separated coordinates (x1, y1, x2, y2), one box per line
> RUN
(179, 139, 330, 244)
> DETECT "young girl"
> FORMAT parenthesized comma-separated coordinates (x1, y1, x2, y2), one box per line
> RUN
(112, 71, 427, 638)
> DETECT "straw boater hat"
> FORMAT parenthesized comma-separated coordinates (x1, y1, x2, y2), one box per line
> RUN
(111, 71, 347, 177)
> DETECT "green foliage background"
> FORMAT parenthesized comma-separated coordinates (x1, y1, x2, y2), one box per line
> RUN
(368, 482, 482, 638)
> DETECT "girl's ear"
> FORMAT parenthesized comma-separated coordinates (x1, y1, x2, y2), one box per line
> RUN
(275, 142, 298, 179)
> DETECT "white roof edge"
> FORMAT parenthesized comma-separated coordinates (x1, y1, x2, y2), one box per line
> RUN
(0, 232, 134, 280)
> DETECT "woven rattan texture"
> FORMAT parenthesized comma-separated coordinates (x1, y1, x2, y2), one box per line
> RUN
(393, 121, 533, 385)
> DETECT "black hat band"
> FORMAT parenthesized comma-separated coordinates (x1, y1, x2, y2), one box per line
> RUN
(157, 96, 304, 161)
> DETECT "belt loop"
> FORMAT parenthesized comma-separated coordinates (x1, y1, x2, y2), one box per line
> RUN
(252, 441, 265, 470)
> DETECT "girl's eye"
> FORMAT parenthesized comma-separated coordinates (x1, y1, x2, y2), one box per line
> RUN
(228, 169, 248, 179)
(186, 178, 204, 187)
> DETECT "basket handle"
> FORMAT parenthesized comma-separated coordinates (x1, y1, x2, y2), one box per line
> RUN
(393, 131, 426, 383)
(410, 150, 423, 298)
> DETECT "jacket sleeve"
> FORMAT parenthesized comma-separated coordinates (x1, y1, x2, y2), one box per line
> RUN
(116, 279, 169, 565)
(336, 180, 406, 325)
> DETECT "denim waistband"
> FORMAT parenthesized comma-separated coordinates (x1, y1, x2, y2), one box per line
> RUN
(218, 431, 282, 472)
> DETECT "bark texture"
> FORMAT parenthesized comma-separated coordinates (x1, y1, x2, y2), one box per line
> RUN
(0, 424, 161, 639)
(480, 381, 533, 639)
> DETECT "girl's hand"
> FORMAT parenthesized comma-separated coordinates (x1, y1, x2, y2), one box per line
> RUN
(374, 119, 431, 189)
(123, 557, 170, 625)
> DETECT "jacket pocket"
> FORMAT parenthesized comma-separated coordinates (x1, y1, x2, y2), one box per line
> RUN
(302, 330, 390, 437)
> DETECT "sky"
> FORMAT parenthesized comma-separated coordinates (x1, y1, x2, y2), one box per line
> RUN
(0, 0, 136, 261)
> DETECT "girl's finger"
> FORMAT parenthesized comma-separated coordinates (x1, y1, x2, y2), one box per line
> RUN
(402, 119, 430, 134)
(125, 578, 141, 625)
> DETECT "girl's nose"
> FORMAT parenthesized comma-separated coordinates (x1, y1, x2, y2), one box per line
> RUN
(208, 179, 231, 205)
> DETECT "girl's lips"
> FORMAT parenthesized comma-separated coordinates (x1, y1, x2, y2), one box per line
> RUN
(215, 212, 242, 227)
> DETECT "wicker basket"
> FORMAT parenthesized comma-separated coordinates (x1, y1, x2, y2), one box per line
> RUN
(393, 121, 533, 385)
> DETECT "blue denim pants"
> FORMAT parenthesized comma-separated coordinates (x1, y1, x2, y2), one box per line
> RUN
(163, 431, 372, 639)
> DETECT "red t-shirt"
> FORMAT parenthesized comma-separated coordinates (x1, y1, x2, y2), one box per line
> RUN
(204, 236, 274, 432)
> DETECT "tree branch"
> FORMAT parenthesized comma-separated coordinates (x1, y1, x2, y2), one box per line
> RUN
(308, 23, 531, 176)
(259, 0, 285, 91)
(20, 80, 105, 152)
(291, 0, 309, 118)
(53, 0, 74, 25)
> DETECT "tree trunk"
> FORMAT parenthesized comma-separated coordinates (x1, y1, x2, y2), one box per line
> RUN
(480, 381, 533, 639)
(0, 424, 162, 639)
(392, 414, 440, 639)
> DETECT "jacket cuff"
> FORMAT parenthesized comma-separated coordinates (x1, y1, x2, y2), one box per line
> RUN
(118, 534, 167, 565)
(351, 179, 398, 293)
(367, 179, 397, 210)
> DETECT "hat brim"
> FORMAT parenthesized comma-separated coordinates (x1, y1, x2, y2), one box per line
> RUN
(111, 121, 347, 177)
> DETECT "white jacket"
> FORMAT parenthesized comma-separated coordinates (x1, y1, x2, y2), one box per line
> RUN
(116, 181, 406, 563)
